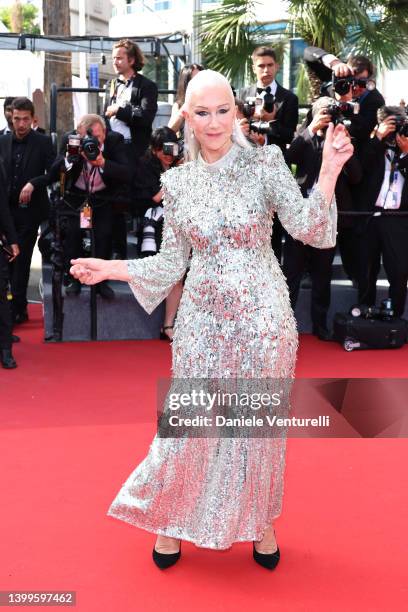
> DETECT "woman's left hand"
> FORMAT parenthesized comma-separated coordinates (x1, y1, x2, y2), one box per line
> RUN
(322, 123, 354, 173)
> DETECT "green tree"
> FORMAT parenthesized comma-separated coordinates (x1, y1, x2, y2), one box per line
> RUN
(197, 0, 286, 87)
(0, 0, 40, 34)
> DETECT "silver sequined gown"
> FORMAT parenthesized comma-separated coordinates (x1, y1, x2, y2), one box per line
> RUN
(107, 143, 337, 549)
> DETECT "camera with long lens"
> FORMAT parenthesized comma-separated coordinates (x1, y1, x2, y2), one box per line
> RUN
(324, 100, 360, 127)
(140, 206, 164, 256)
(162, 141, 183, 161)
(332, 74, 376, 96)
(66, 129, 100, 163)
(350, 298, 395, 321)
(243, 94, 278, 136)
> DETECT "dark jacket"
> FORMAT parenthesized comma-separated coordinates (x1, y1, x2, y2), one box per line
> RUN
(354, 136, 408, 212)
(132, 153, 178, 216)
(0, 129, 55, 222)
(302, 46, 385, 144)
(45, 130, 130, 203)
(0, 158, 17, 244)
(104, 73, 158, 158)
(239, 82, 299, 150)
(284, 127, 362, 228)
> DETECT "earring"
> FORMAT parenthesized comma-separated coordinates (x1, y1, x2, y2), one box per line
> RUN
(191, 129, 195, 139)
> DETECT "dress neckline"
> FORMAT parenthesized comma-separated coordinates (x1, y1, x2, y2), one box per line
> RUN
(197, 142, 240, 172)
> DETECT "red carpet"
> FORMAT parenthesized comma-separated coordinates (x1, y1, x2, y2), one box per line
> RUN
(1, 305, 407, 611)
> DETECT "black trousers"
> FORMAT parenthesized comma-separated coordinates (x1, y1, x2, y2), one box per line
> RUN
(10, 207, 40, 316)
(283, 235, 336, 331)
(337, 226, 358, 281)
(0, 250, 13, 349)
(61, 199, 114, 276)
(357, 215, 408, 317)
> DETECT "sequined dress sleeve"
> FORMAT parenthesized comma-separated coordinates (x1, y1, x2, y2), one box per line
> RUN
(126, 169, 191, 314)
(260, 144, 337, 248)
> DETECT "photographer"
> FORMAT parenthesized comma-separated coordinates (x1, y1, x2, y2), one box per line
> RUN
(239, 46, 299, 151)
(283, 97, 362, 340)
(303, 47, 385, 147)
(133, 126, 185, 340)
(0, 159, 19, 368)
(46, 114, 129, 299)
(356, 105, 408, 317)
(239, 46, 299, 264)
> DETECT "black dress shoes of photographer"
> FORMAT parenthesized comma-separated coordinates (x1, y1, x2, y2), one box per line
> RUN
(312, 326, 333, 342)
(96, 282, 115, 300)
(1, 349, 17, 369)
(65, 280, 81, 296)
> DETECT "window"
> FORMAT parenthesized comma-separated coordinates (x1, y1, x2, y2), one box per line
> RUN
(155, 0, 171, 10)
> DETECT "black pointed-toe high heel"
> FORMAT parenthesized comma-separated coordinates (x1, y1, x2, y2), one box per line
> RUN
(152, 541, 181, 569)
(253, 530, 280, 570)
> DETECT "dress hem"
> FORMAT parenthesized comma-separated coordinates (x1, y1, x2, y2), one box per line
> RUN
(106, 510, 281, 550)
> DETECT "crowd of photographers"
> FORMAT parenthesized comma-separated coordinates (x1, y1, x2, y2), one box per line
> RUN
(1, 38, 408, 368)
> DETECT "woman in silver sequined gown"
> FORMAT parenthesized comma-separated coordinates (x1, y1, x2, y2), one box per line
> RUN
(70, 70, 352, 558)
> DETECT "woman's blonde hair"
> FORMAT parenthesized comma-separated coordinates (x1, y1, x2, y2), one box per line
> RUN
(181, 69, 252, 161)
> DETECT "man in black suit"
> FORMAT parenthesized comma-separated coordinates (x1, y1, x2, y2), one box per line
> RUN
(239, 46, 299, 264)
(0, 97, 55, 324)
(0, 158, 20, 368)
(283, 97, 362, 340)
(0, 97, 16, 136)
(45, 114, 130, 299)
(303, 47, 385, 148)
(355, 106, 408, 317)
(104, 38, 158, 258)
(240, 46, 299, 151)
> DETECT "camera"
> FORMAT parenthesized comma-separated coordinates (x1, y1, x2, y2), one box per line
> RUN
(350, 298, 395, 321)
(243, 95, 278, 136)
(324, 100, 360, 127)
(141, 206, 164, 256)
(162, 141, 183, 160)
(332, 74, 376, 96)
(394, 115, 408, 137)
(66, 129, 100, 163)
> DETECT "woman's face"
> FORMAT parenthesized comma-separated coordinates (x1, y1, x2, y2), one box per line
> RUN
(184, 84, 236, 154)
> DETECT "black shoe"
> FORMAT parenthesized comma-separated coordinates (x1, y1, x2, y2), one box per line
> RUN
(12, 335, 20, 343)
(13, 310, 28, 325)
(152, 541, 181, 569)
(1, 349, 17, 369)
(65, 280, 81, 296)
(96, 282, 115, 300)
(253, 541, 280, 570)
(313, 326, 333, 341)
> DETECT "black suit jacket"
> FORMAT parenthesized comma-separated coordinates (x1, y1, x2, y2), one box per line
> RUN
(355, 137, 408, 212)
(0, 129, 55, 222)
(285, 127, 362, 228)
(104, 73, 158, 158)
(45, 130, 130, 201)
(239, 82, 298, 150)
(0, 158, 17, 244)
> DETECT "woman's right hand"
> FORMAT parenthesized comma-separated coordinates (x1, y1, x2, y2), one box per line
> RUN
(70, 258, 108, 285)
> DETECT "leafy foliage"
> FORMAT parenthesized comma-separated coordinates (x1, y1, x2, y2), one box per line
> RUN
(0, 1, 40, 35)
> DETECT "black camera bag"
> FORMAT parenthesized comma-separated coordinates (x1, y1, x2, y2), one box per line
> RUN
(333, 312, 408, 351)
